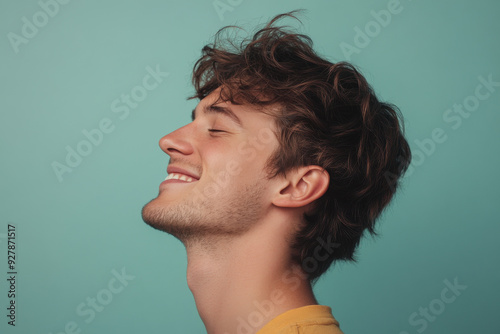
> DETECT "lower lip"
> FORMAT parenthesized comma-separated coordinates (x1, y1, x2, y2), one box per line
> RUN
(159, 179, 197, 188)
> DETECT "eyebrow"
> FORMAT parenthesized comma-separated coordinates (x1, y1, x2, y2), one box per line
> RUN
(191, 104, 243, 127)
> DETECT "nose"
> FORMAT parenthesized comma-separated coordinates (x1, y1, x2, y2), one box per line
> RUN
(159, 124, 195, 157)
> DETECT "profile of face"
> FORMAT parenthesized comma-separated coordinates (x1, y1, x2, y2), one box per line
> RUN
(142, 88, 281, 242)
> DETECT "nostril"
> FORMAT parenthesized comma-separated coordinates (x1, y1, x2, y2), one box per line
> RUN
(167, 147, 183, 154)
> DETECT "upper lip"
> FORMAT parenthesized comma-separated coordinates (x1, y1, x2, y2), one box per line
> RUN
(166, 166, 200, 180)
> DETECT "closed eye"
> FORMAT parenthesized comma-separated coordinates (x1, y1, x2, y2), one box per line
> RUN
(208, 129, 225, 133)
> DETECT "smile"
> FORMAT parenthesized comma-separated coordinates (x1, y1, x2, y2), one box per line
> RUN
(165, 173, 197, 182)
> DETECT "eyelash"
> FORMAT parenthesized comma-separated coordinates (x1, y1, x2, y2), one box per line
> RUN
(208, 129, 225, 133)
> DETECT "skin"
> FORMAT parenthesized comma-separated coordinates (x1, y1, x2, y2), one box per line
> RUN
(142, 87, 330, 334)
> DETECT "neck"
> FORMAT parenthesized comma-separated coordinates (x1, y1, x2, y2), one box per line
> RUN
(184, 215, 317, 334)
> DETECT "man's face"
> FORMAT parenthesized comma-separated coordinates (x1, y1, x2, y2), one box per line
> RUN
(142, 88, 281, 241)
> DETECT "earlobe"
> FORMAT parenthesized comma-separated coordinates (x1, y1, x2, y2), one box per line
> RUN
(272, 166, 330, 208)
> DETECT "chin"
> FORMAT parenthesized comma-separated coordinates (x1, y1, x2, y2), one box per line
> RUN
(141, 198, 195, 240)
(141, 199, 168, 230)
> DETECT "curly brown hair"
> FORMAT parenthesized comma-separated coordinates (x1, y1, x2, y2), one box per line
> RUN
(190, 11, 411, 280)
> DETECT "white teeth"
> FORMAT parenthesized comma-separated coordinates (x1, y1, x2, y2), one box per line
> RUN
(165, 173, 196, 182)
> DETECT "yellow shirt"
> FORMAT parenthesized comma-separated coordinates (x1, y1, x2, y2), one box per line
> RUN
(256, 305, 345, 334)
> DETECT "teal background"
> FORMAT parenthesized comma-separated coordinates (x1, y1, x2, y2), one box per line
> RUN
(1, 0, 499, 333)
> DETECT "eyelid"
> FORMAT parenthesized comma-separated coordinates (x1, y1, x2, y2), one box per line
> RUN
(208, 129, 225, 133)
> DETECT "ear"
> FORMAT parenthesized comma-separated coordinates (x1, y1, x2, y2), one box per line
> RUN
(272, 166, 330, 208)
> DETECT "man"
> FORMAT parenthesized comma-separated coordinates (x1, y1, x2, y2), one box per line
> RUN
(142, 11, 411, 334)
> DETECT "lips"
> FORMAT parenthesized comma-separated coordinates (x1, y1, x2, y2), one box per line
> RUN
(165, 166, 200, 182)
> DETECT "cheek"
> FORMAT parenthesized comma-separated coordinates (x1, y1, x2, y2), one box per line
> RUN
(199, 135, 276, 180)
(199, 143, 241, 180)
